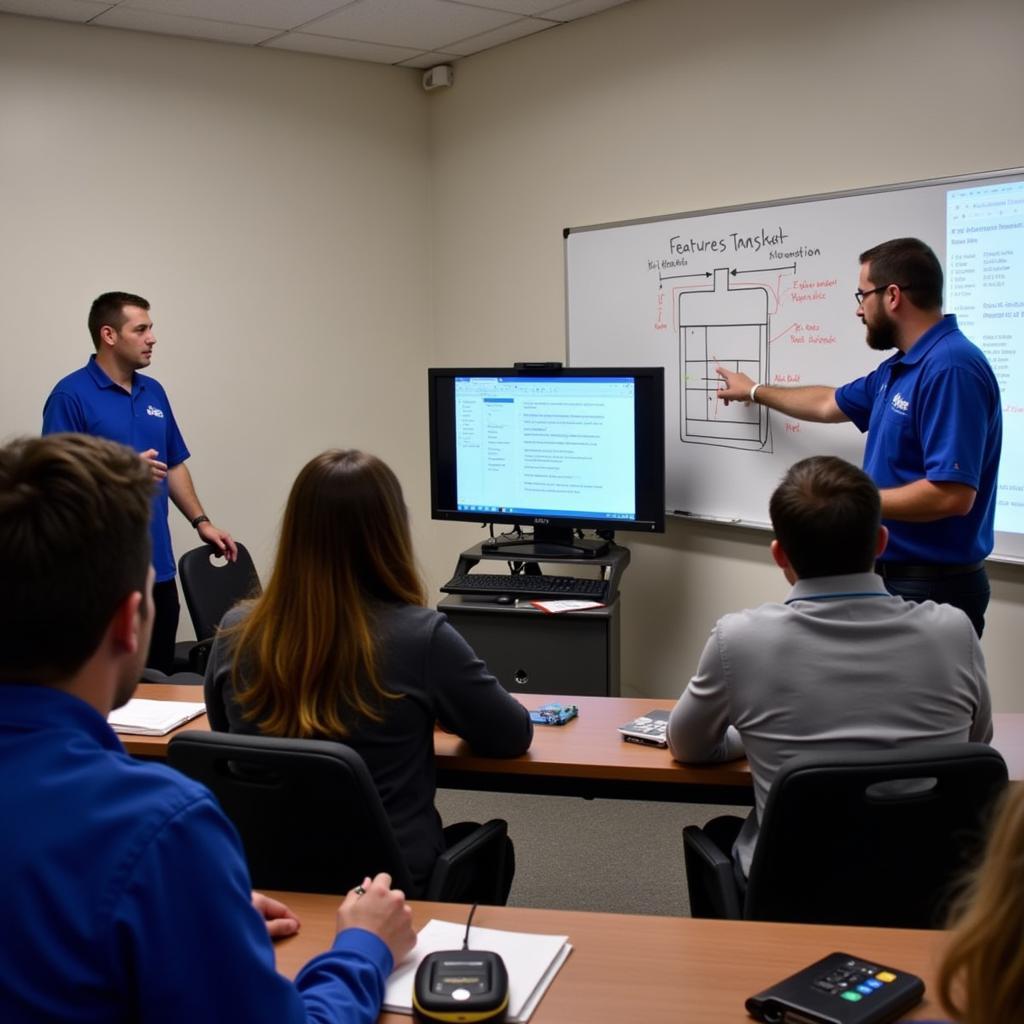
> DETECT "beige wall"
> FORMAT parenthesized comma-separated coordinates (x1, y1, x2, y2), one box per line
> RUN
(2, 0, 1022, 708)
(0, 13, 432, 581)
(424, 0, 1024, 708)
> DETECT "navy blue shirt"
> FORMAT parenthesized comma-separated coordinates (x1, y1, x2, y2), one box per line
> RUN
(0, 683, 392, 1023)
(42, 357, 190, 582)
(835, 315, 1002, 564)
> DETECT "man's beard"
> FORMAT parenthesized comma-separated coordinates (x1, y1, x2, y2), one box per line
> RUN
(866, 312, 898, 351)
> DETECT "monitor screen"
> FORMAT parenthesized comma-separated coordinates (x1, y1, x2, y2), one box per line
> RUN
(429, 366, 665, 540)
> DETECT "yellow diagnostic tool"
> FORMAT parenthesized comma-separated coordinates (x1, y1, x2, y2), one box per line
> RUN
(412, 948, 508, 1024)
(412, 905, 509, 1024)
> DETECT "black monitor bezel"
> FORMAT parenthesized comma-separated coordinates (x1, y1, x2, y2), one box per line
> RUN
(428, 365, 665, 535)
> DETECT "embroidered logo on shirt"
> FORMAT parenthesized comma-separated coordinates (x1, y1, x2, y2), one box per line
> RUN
(890, 392, 909, 414)
(146, 405, 165, 419)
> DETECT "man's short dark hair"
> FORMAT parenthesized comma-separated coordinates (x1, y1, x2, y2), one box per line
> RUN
(769, 456, 881, 579)
(859, 237, 943, 311)
(0, 435, 152, 683)
(88, 292, 150, 350)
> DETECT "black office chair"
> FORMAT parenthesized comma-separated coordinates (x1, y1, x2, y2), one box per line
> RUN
(167, 731, 513, 903)
(175, 542, 261, 674)
(141, 667, 204, 685)
(683, 742, 1008, 928)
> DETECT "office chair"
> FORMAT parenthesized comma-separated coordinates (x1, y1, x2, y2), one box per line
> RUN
(167, 731, 513, 903)
(141, 667, 203, 685)
(683, 742, 1008, 928)
(175, 542, 260, 674)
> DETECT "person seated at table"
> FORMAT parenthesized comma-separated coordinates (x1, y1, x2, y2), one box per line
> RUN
(0, 433, 415, 1023)
(205, 448, 533, 897)
(933, 783, 1024, 1023)
(666, 455, 992, 880)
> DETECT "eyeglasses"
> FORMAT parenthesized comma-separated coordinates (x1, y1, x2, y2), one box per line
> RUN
(854, 284, 910, 305)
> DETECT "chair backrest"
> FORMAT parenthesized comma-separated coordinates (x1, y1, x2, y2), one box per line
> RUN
(167, 731, 415, 895)
(744, 742, 1008, 928)
(178, 543, 260, 640)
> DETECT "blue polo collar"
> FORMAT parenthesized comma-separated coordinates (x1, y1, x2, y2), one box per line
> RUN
(899, 313, 960, 367)
(85, 354, 145, 396)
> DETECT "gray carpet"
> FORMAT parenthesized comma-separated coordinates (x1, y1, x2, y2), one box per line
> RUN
(436, 788, 744, 916)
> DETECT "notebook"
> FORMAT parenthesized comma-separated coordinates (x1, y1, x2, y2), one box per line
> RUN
(107, 698, 206, 736)
(618, 709, 669, 747)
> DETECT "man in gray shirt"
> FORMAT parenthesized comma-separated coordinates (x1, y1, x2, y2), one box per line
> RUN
(667, 455, 992, 878)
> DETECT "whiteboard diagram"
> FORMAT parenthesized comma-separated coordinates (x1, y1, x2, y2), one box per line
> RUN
(679, 267, 771, 451)
(564, 166, 1024, 555)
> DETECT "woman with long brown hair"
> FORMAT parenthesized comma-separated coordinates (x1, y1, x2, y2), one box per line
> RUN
(204, 449, 532, 893)
(933, 782, 1024, 1023)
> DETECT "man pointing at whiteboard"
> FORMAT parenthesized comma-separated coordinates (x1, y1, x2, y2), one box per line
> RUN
(715, 237, 1001, 636)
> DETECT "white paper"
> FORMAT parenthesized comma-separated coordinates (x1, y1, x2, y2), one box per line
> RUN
(384, 919, 571, 1023)
(529, 599, 604, 614)
(108, 699, 205, 736)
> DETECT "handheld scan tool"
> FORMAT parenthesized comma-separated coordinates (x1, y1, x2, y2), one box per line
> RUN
(412, 907, 509, 1024)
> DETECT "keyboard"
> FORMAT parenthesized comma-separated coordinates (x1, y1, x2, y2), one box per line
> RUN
(441, 572, 607, 602)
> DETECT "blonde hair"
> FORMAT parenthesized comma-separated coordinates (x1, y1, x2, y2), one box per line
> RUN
(937, 785, 1024, 1023)
(228, 450, 426, 738)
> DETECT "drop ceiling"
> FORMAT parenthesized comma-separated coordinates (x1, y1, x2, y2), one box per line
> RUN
(0, 0, 633, 69)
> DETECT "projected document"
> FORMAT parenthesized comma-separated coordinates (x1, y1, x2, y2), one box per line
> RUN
(454, 376, 635, 519)
(948, 180, 1024, 535)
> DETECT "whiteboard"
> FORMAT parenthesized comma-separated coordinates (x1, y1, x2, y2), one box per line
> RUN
(565, 168, 1024, 563)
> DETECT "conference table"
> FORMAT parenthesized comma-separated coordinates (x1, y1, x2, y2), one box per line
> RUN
(270, 891, 948, 1022)
(122, 684, 1024, 804)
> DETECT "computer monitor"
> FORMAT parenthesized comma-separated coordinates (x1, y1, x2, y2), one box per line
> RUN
(428, 365, 665, 556)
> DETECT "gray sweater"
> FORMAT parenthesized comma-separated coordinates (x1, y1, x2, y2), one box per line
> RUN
(667, 573, 993, 876)
(205, 602, 533, 891)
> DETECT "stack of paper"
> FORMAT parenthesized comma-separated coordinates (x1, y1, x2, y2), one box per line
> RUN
(107, 699, 206, 736)
(384, 919, 572, 1023)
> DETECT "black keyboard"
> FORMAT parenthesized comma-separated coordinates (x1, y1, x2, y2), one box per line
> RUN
(442, 572, 607, 601)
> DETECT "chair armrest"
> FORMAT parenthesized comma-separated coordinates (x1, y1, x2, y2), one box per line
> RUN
(188, 639, 213, 674)
(425, 819, 511, 905)
(682, 825, 744, 919)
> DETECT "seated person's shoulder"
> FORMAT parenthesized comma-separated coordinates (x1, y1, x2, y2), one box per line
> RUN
(716, 601, 791, 634)
(898, 595, 978, 633)
(376, 602, 444, 639)
(114, 755, 218, 820)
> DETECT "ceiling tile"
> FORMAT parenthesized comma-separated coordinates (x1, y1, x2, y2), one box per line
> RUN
(0, 0, 110, 20)
(304, 0, 516, 51)
(117, 0, 353, 32)
(453, 0, 569, 13)
(264, 31, 421, 64)
(396, 50, 460, 69)
(92, 7, 278, 44)
(444, 15, 555, 56)
(539, 0, 631, 21)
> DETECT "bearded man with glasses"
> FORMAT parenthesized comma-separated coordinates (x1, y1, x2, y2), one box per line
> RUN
(715, 237, 1001, 637)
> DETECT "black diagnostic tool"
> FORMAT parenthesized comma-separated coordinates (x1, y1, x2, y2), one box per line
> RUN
(412, 906, 509, 1024)
(745, 952, 925, 1024)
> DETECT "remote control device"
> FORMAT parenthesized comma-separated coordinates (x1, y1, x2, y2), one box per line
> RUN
(745, 952, 925, 1024)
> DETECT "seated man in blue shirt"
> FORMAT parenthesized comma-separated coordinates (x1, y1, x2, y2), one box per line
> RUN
(667, 455, 993, 880)
(0, 433, 415, 1024)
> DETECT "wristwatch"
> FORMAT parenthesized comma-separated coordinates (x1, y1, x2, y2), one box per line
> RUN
(190, 514, 210, 530)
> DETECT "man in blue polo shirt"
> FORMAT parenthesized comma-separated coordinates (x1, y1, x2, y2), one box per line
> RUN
(43, 291, 237, 672)
(716, 237, 1002, 636)
(0, 433, 416, 1023)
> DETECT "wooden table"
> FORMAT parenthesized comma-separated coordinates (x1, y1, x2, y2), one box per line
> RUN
(122, 685, 754, 803)
(268, 892, 949, 1023)
(124, 683, 1024, 805)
